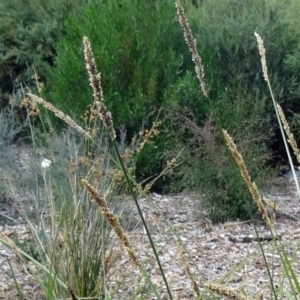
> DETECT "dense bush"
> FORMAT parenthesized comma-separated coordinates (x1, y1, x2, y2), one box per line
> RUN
(42, 0, 209, 184)
(163, 84, 274, 222)
(185, 0, 300, 143)
(149, 0, 300, 220)
(0, 0, 87, 109)
(42, 0, 203, 133)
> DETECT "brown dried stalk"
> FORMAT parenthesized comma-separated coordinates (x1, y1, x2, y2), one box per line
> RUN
(27, 93, 91, 139)
(68, 287, 79, 300)
(204, 282, 253, 300)
(176, 1, 208, 97)
(98, 249, 111, 294)
(177, 241, 200, 298)
(276, 103, 300, 165)
(222, 129, 273, 229)
(82, 179, 140, 267)
(83, 36, 116, 140)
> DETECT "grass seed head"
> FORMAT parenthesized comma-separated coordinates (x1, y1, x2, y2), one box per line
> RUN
(27, 93, 92, 139)
(177, 240, 200, 297)
(254, 32, 269, 82)
(176, 1, 208, 97)
(20, 97, 40, 116)
(276, 103, 300, 164)
(82, 179, 141, 267)
(223, 129, 273, 228)
(204, 282, 253, 300)
(83, 36, 116, 141)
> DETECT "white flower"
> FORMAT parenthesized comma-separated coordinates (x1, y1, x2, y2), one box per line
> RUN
(41, 158, 52, 168)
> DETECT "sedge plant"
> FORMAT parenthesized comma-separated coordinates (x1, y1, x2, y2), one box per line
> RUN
(20, 36, 173, 299)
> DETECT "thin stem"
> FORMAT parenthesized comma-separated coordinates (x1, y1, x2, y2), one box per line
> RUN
(112, 141, 174, 300)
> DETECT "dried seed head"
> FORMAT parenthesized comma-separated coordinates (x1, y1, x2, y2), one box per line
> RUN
(276, 103, 300, 164)
(254, 32, 269, 82)
(83, 36, 116, 140)
(20, 97, 40, 116)
(223, 129, 273, 228)
(137, 120, 162, 153)
(82, 179, 140, 267)
(176, 1, 208, 97)
(27, 93, 91, 139)
(204, 282, 252, 300)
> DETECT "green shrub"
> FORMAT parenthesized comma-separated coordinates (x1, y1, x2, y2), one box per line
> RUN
(164, 86, 274, 222)
(0, 0, 87, 108)
(43, 0, 202, 134)
(149, 0, 300, 219)
(184, 0, 300, 139)
(42, 0, 210, 186)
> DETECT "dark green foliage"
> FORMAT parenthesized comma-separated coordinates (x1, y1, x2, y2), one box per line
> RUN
(42, 0, 210, 186)
(0, 0, 87, 108)
(43, 0, 201, 134)
(185, 0, 300, 138)
(154, 0, 300, 220)
(164, 87, 274, 222)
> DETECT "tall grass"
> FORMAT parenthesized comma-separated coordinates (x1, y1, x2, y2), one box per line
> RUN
(1, 1, 300, 299)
